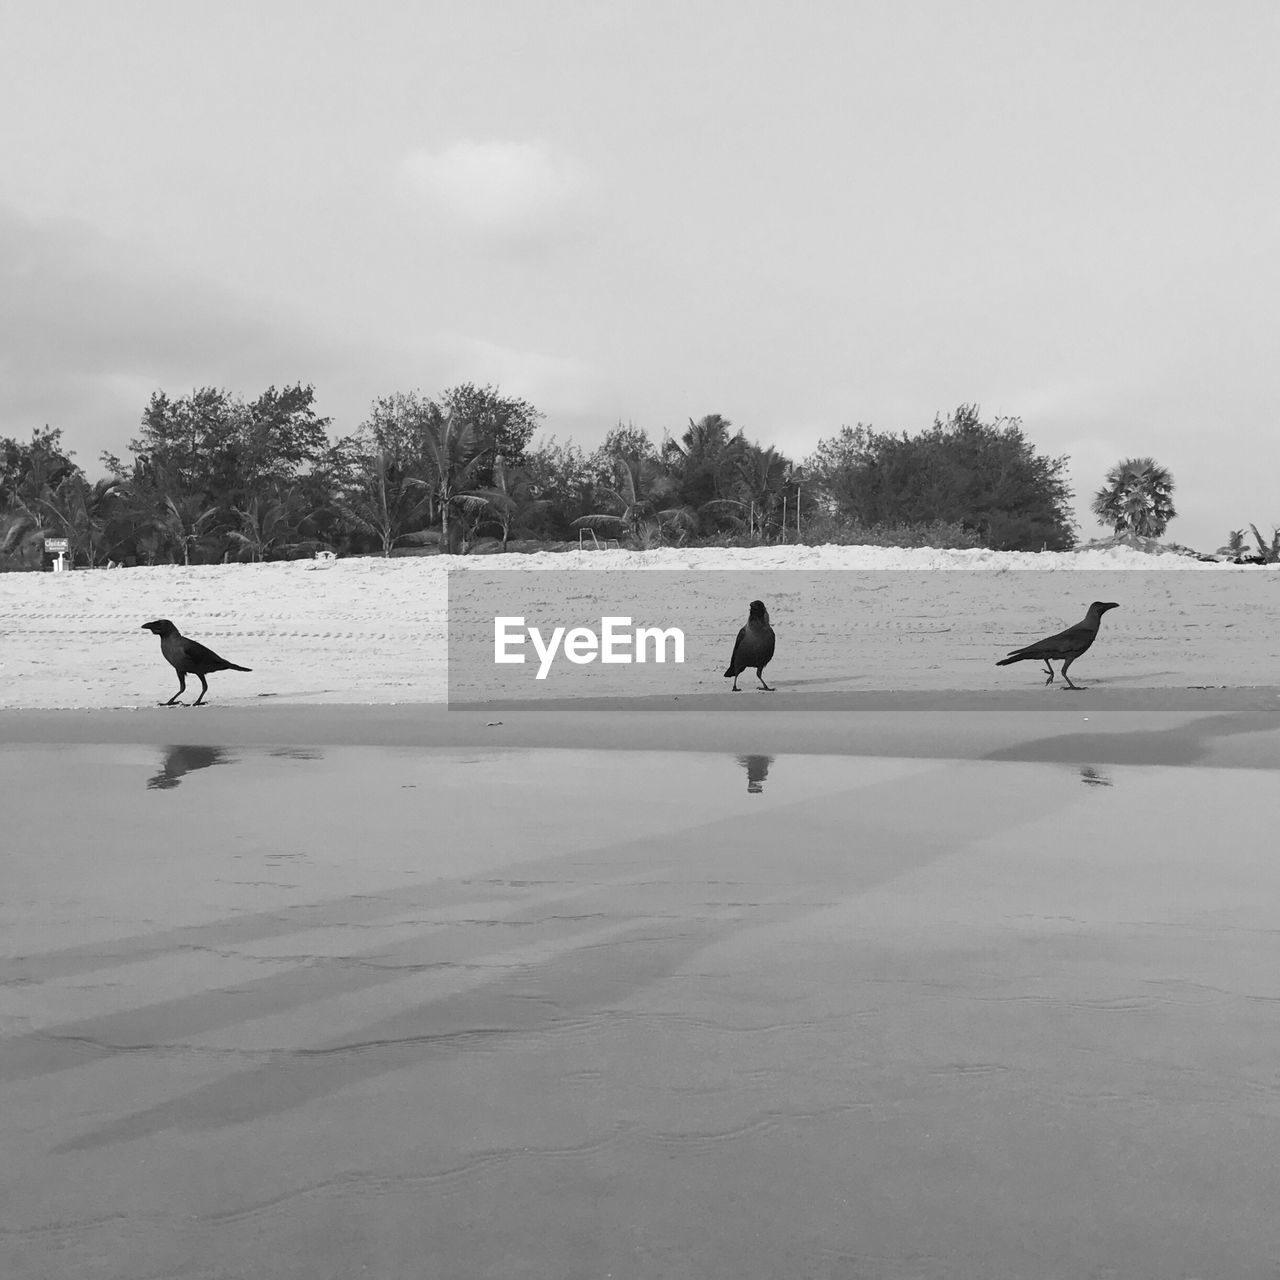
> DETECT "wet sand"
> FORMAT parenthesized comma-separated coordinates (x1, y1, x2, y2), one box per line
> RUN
(3, 709, 1280, 1278)
(4, 687, 1280, 768)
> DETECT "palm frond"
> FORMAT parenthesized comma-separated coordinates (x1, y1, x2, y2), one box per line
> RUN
(1250, 523, 1280, 562)
(448, 493, 492, 516)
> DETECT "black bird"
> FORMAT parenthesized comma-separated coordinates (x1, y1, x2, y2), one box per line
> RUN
(724, 600, 776, 692)
(141, 619, 252, 706)
(995, 601, 1119, 690)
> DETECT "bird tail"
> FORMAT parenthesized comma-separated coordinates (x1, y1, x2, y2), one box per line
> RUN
(995, 654, 1022, 666)
(227, 664, 252, 672)
(723, 665, 735, 677)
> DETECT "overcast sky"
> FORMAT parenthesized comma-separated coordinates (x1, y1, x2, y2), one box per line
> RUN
(2, 0, 1277, 550)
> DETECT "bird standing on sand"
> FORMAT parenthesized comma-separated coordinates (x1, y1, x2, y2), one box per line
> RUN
(996, 601, 1119, 690)
(724, 599, 776, 692)
(141, 619, 252, 706)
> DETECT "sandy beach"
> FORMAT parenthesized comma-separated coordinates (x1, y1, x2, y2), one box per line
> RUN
(4, 542, 1278, 767)
(2, 544, 1278, 710)
(3, 548, 1280, 1279)
(11, 2, 1280, 1270)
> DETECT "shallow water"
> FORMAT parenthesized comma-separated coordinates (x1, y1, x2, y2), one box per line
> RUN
(3, 744, 1279, 1279)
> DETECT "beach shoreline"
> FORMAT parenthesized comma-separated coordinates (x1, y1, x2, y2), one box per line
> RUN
(5, 692, 1279, 769)
(4, 551, 1279, 710)
(4, 549, 1278, 764)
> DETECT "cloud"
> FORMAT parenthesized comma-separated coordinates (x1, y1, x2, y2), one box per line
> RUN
(0, 202, 367, 459)
(0, 201, 614, 469)
(400, 140, 590, 244)
(428, 333, 596, 411)
(0, 204, 327, 376)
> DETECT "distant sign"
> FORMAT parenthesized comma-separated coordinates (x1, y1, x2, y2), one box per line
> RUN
(44, 538, 69, 553)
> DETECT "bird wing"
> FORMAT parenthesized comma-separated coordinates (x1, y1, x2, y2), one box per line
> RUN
(727, 624, 748, 671)
(1006, 620, 1095, 660)
(757, 627, 776, 667)
(180, 636, 231, 669)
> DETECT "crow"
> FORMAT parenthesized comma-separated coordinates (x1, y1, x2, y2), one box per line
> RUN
(724, 599, 776, 691)
(141, 619, 252, 706)
(996, 601, 1119, 690)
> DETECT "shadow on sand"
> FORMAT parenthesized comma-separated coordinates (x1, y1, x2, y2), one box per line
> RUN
(984, 711, 1280, 769)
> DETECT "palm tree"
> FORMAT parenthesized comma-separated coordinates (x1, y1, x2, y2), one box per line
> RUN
(662, 414, 745, 528)
(413, 409, 489, 553)
(468, 455, 551, 550)
(1249, 524, 1280, 563)
(1090, 457, 1176, 539)
(159, 493, 223, 565)
(663, 414, 736, 468)
(1, 510, 46, 569)
(228, 489, 311, 561)
(573, 451, 694, 547)
(30, 475, 126, 567)
(701, 444, 790, 538)
(745, 446, 791, 537)
(337, 451, 433, 556)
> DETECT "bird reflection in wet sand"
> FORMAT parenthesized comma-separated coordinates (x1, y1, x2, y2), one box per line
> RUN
(737, 754, 774, 794)
(147, 745, 233, 790)
(1079, 766, 1114, 787)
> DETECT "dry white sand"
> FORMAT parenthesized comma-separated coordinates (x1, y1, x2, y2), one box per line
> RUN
(1, 544, 1277, 710)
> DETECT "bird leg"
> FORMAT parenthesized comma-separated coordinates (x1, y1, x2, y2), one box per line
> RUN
(192, 675, 210, 707)
(164, 673, 187, 706)
(1042, 660, 1055, 685)
(756, 672, 774, 691)
(731, 674, 741, 691)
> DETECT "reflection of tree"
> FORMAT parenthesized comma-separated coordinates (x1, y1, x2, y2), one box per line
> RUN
(737, 754, 774, 794)
(1079, 766, 1113, 788)
(147, 745, 233, 790)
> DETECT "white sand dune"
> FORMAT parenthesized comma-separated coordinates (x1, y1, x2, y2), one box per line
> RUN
(0, 545, 1276, 709)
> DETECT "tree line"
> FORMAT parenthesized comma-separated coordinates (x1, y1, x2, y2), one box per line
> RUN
(1, 384, 1190, 569)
